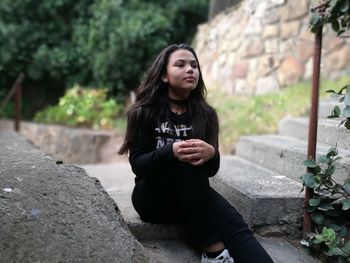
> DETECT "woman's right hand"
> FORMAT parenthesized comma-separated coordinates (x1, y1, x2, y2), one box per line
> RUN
(173, 140, 215, 166)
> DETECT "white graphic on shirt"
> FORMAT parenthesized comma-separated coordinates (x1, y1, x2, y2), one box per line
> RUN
(155, 122, 192, 149)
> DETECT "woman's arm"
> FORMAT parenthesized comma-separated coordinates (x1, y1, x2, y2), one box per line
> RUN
(175, 139, 220, 177)
(129, 141, 174, 178)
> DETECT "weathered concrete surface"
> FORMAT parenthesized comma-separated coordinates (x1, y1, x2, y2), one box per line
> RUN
(279, 116, 350, 150)
(236, 134, 350, 183)
(0, 119, 127, 164)
(82, 162, 321, 263)
(211, 156, 303, 238)
(318, 99, 345, 119)
(257, 237, 320, 263)
(82, 163, 190, 241)
(0, 131, 148, 263)
(142, 240, 200, 263)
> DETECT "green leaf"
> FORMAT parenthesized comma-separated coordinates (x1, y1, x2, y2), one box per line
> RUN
(313, 235, 324, 244)
(303, 159, 318, 168)
(332, 105, 341, 116)
(344, 240, 350, 253)
(326, 164, 336, 176)
(309, 198, 321, 206)
(328, 114, 340, 119)
(310, 212, 324, 224)
(342, 198, 350, 210)
(327, 247, 348, 256)
(340, 0, 350, 12)
(301, 173, 320, 188)
(342, 106, 350, 117)
(306, 206, 316, 213)
(345, 119, 350, 129)
(332, 19, 340, 32)
(327, 147, 338, 157)
(317, 202, 334, 211)
(344, 179, 350, 194)
(319, 155, 331, 164)
(338, 84, 349, 94)
(310, 12, 320, 26)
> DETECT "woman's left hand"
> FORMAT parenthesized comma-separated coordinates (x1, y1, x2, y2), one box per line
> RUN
(176, 139, 215, 166)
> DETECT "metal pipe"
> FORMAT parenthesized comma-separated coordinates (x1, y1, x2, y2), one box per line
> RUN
(14, 83, 22, 132)
(304, 24, 323, 233)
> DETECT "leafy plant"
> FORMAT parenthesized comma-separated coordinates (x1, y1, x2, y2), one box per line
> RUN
(326, 84, 350, 130)
(301, 147, 350, 262)
(310, 0, 350, 36)
(34, 85, 122, 130)
(0, 0, 208, 117)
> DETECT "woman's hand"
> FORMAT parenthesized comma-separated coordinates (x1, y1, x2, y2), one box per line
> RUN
(173, 139, 215, 166)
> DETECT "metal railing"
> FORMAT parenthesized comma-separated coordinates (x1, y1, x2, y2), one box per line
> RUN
(0, 73, 25, 132)
(303, 3, 326, 233)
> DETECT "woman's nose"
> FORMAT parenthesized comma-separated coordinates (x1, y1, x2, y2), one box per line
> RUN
(186, 65, 194, 73)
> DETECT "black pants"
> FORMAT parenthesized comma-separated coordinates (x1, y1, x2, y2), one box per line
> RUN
(132, 161, 273, 263)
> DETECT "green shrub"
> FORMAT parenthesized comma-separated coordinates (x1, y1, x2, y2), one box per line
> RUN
(34, 85, 122, 129)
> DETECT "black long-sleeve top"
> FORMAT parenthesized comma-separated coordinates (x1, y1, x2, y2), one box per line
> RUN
(129, 109, 220, 182)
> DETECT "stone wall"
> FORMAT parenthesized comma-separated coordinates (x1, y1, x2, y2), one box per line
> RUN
(209, 0, 240, 20)
(194, 0, 350, 95)
(0, 119, 126, 164)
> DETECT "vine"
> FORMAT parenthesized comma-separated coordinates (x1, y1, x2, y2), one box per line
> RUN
(301, 148, 350, 262)
(300, 1, 350, 261)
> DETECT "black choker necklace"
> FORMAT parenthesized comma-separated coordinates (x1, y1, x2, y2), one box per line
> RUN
(168, 97, 188, 106)
(168, 97, 188, 115)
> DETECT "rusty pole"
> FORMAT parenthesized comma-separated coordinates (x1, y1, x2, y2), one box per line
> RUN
(14, 82, 22, 132)
(304, 24, 323, 233)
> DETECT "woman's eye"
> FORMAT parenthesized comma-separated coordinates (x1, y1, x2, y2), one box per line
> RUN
(191, 64, 198, 68)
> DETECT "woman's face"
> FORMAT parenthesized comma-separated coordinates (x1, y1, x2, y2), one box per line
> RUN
(162, 49, 200, 100)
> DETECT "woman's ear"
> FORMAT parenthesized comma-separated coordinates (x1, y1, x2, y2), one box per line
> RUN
(161, 75, 168, 83)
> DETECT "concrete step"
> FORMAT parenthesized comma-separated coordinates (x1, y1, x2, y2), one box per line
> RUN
(257, 237, 321, 263)
(81, 163, 189, 241)
(236, 135, 350, 183)
(140, 237, 321, 263)
(210, 156, 303, 238)
(318, 99, 344, 119)
(279, 116, 350, 150)
(141, 240, 200, 263)
(108, 188, 190, 241)
(81, 162, 321, 263)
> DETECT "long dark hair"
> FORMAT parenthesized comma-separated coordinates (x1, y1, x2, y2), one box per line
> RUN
(118, 43, 219, 154)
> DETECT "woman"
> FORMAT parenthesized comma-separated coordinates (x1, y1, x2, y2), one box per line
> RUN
(118, 44, 273, 263)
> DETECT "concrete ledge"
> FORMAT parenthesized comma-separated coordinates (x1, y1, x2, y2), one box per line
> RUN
(279, 116, 350, 150)
(211, 156, 303, 238)
(318, 99, 344, 119)
(236, 135, 350, 183)
(108, 187, 190, 241)
(0, 131, 148, 262)
(0, 119, 126, 164)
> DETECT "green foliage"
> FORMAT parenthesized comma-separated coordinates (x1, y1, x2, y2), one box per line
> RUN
(79, 0, 171, 94)
(326, 84, 350, 129)
(0, 0, 208, 116)
(34, 85, 122, 130)
(301, 148, 350, 262)
(310, 0, 350, 35)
